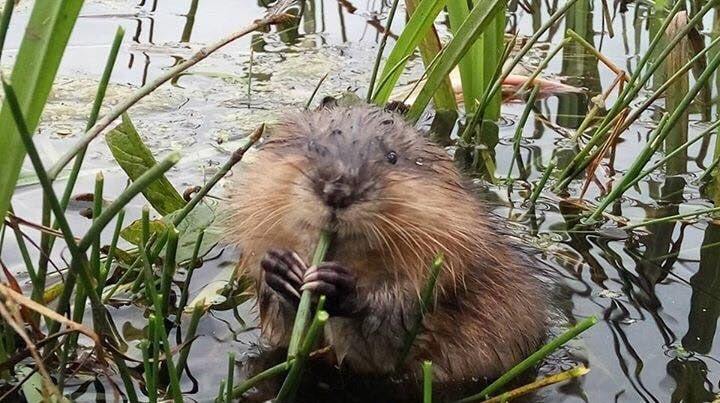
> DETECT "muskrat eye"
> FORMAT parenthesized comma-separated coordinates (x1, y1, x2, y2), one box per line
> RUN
(385, 150, 398, 165)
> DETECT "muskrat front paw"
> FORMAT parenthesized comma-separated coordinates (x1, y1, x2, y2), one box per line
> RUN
(301, 262, 360, 316)
(261, 248, 307, 305)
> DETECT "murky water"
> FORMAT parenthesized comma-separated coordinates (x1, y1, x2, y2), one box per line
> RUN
(3, 0, 720, 401)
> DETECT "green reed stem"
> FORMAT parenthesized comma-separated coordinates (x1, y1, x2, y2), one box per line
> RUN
(216, 380, 226, 403)
(276, 306, 329, 403)
(305, 72, 329, 110)
(7, 207, 37, 286)
(99, 209, 125, 293)
(34, 27, 124, 327)
(142, 206, 150, 245)
(590, 45, 720, 220)
(554, 0, 712, 190)
(624, 121, 720, 191)
(77, 153, 180, 253)
(1, 77, 139, 402)
(225, 352, 235, 403)
(161, 228, 179, 316)
(366, 0, 402, 102)
(140, 340, 157, 403)
(104, 125, 261, 303)
(423, 361, 433, 403)
(455, 316, 597, 403)
(177, 231, 205, 316)
(396, 253, 444, 370)
(287, 229, 333, 358)
(371, 53, 414, 101)
(0, 0, 15, 61)
(462, 0, 579, 136)
(698, 156, 720, 185)
(176, 302, 205, 377)
(232, 359, 293, 398)
(507, 85, 540, 180)
(623, 206, 720, 231)
(58, 172, 104, 389)
(529, 160, 557, 205)
(152, 313, 182, 403)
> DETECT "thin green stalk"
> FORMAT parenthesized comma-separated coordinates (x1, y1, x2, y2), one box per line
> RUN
(446, 0, 480, 113)
(623, 206, 720, 231)
(623, 121, 720, 192)
(150, 318, 160, 403)
(0, 0, 15, 61)
(619, 34, 720, 134)
(142, 206, 151, 245)
(372, 0, 449, 105)
(464, 0, 581, 136)
(91, 173, 104, 276)
(233, 359, 293, 398)
(161, 228, 179, 316)
(396, 253, 444, 370)
(455, 316, 598, 403)
(276, 306, 329, 403)
(507, 85, 540, 180)
(305, 72, 329, 110)
(407, 0, 506, 122)
(152, 313, 182, 403)
(77, 153, 181, 253)
(99, 209, 125, 292)
(39, 28, 125, 321)
(366, 0, 402, 102)
(216, 380, 226, 403)
(529, 160, 557, 205)
(555, 1, 713, 190)
(177, 231, 205, 316)
(423, 361, 433, 403)
(104, 125, 262, 303)
(589, 46, 720, 220)
(698, 156, 720, 184)
(287, 230, 333, 357)
(7, 208, 37, 286)
(371, 53, 414, 101)
(225, 352, 235, 403)
(176, 302, 205, 377)
(1, 76, 139, 403)
(58, 172, 104, 389)
(141, 340, 157, 403)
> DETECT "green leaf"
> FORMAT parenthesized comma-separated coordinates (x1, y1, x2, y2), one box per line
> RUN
(106, 113, 186, 215)
(0, 0, 85, 229)
(372, 0, 448, 104)
(407, 0, 506, 122)
(119, 200, 221, 263)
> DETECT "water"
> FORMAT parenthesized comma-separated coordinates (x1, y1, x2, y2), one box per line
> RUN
(2, 0, 720, 401)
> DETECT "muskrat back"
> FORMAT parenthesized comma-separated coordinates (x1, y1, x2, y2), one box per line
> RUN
(225, 105, 548, 386)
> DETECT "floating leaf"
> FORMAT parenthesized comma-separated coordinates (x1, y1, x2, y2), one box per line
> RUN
(106, 113, 186, 215)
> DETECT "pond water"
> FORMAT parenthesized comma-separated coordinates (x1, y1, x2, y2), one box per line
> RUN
(3, 0, 720, 402)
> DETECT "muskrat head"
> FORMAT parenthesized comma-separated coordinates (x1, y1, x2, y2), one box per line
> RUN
(228, 106, 482, 277)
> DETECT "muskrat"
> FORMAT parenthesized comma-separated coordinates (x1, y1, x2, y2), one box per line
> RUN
(225, 105, 548, 388)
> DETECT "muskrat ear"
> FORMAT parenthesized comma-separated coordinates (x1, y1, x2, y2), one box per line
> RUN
(318, 96, 339, 110)
(384, 101, 409, 115)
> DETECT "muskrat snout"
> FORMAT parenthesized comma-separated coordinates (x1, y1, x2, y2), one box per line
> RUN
(321, 180, 354, 209)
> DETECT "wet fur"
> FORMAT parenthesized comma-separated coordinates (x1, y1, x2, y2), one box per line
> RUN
(224, 106, 548, 383)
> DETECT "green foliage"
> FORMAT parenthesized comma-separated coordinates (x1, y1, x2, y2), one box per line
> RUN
(0, 0, 84, 229)
(406, 0, 506, 122)
(106, 113, 187, 215)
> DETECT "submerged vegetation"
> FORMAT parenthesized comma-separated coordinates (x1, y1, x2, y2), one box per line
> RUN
(0, 0, 720, 401)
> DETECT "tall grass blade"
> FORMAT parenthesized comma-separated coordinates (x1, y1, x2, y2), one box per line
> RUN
(406, 0, 506, 122)
(372, 0, 448, 104)
(0, 0, 85, 227)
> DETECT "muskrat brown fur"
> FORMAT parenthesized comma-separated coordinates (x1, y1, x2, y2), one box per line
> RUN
(225, 105, 548, 385)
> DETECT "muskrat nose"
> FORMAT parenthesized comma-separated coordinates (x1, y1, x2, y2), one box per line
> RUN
(322, 182, 353, 209)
